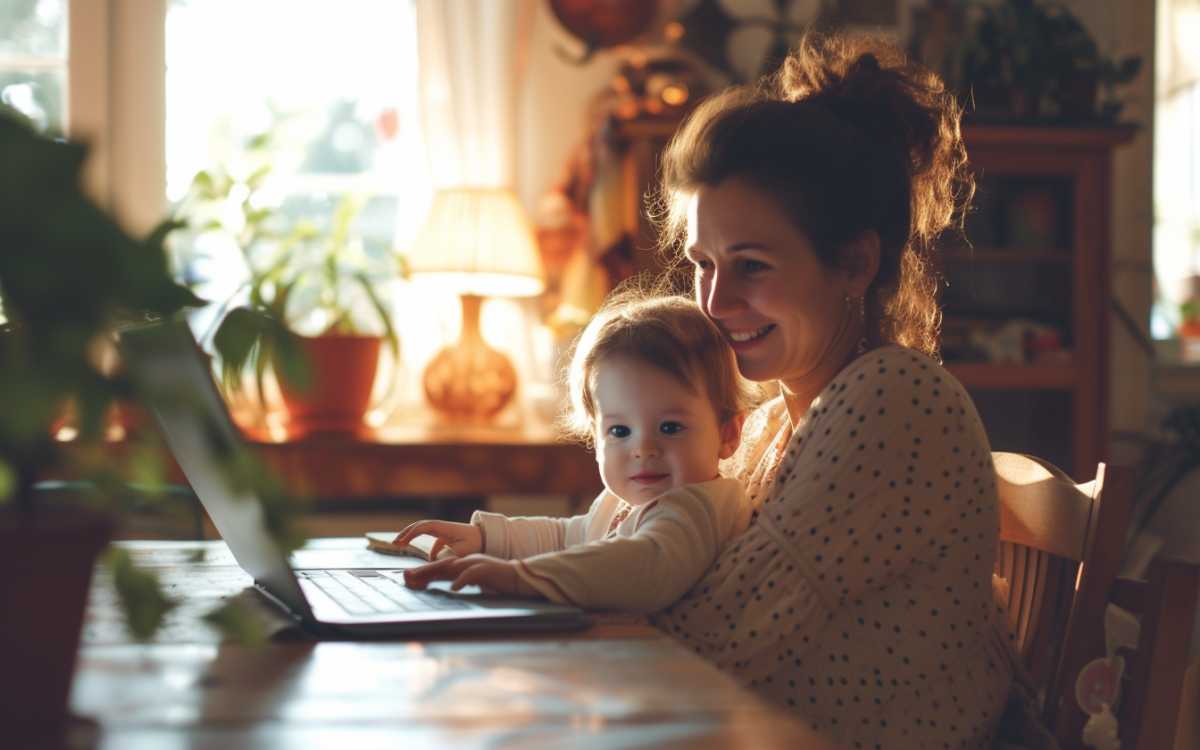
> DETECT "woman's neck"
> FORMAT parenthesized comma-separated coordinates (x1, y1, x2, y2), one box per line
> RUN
(779, 341, 871, 428)
(782, 352, 859, 424)
(776, 298, 876, 428)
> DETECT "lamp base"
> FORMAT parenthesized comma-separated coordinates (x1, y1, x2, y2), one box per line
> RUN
(423, 295, 517, 424)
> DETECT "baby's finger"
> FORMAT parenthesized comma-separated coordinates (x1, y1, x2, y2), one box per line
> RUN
(428, 537, 448, 560)
(448, 562, 491, 592)
(402, 557, 464, 589)
(393, 521, 435, 547)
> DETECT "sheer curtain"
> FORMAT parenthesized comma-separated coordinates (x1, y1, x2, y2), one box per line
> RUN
(1152, 0, 1200, 335)
(415, 0, 521, 189)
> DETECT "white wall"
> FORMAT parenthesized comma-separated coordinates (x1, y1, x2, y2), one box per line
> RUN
(515, 1, 619, 216)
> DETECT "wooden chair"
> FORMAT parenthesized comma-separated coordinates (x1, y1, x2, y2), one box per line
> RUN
(991, 452, 1137, 748)
(1110, 555, 1200, 750)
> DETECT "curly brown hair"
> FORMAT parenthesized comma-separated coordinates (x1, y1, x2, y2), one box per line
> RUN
(654, 33, 973, 358)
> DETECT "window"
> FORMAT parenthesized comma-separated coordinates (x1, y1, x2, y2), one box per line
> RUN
(165, 0, 429, 335)
(1152, 0, 1200, 340)
(0, 0, 67, 137)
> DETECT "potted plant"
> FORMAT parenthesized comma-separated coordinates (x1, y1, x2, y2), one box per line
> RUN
(175, 153, 402, 437)
(962, 0, 1141, 122)
(0, 108, 303, 745)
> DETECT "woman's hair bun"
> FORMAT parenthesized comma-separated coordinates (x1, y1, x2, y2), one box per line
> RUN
(773, 33, 970, 245)
(656, 31, 972, 359)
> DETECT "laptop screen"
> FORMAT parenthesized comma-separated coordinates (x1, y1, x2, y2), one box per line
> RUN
(113, 318, 312, 619)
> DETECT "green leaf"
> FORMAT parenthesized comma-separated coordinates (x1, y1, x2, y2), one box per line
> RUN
(1117, 57, 1141, 82)
(211, 307, 310, 394)
(144, 218, 187, 253)
(0, 458, 14, 504)
(189, 170, 214, 194)
(329, 193, 369, 249)
(202, 601, 267, 647)
(107, 546, 179, 641)
(355, 271, 400, 362)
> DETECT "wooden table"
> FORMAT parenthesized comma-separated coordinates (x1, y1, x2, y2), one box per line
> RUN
(69, 538, 834, 749)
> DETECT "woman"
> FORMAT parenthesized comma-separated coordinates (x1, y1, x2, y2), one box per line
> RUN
(648, 35, 1025, 749)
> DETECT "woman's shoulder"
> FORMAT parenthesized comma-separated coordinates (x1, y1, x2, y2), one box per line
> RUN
(806, 344, 984, 444)
(826, 345, 963, 397)
(843, 344, 945, 376)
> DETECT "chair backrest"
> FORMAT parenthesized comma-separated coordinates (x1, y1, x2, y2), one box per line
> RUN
(991, 452, 1137, 748)
(1110, 555, 1200, 750)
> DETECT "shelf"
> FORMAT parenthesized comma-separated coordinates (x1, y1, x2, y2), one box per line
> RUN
(962, 124, 1137, 150)
(944, 362, 1078, 390)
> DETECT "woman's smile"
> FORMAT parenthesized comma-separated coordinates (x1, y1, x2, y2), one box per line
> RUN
(727, 324, 775, 346)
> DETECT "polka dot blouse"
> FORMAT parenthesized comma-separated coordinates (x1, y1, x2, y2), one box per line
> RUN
(652, 346, 1016, 749)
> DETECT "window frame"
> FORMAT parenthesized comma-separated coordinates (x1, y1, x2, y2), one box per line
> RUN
(68, 0, 167, 238)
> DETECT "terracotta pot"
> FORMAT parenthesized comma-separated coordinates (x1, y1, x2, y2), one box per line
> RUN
(0, 504, 111, 744)
(278, 334, 383, 437)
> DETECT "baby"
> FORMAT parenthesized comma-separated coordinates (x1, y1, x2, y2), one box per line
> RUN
(398, 293, 756, 614)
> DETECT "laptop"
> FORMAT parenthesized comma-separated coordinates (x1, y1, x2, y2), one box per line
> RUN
(113, 317, 589, 638)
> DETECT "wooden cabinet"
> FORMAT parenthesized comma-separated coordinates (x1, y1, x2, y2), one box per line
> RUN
(944, 126, 1133, 479)
(617, 120, 1134, 480)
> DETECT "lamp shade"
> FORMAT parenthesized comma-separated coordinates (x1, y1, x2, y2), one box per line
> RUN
(406, 188, 545, 298)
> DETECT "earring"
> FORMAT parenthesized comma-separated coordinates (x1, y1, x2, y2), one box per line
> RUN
(856, 296, 868, 355)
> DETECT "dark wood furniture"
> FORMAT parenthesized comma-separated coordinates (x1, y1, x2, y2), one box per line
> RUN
(991, 452, 1138, 749)
(944, 126, 1135, 480)
(70, 538, 834, 749)
(1110, 555, 1200, 750)
(99, 422, 605, 508)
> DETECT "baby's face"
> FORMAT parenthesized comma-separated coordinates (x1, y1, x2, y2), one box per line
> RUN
(592, 355, 737, 506)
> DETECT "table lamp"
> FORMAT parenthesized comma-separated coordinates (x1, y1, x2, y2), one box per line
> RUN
(406, 188, 546, 423)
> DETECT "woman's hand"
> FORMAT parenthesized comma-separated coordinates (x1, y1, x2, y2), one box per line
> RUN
(402, 554, 541, 598)
(393, 520, 482, 559)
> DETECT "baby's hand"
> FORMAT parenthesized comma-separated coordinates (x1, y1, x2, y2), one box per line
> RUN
(393, 520, 482, 559)
(403, 554, 540, 598)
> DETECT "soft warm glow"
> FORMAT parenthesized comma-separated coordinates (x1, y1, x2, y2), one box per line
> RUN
(661, 84, 689, 106)
(406, 188, 545, 298)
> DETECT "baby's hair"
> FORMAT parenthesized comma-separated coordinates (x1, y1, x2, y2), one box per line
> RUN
(558, 284, 755, 448)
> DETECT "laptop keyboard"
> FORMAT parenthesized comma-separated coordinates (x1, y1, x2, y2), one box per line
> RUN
(300, 570, 471, 616)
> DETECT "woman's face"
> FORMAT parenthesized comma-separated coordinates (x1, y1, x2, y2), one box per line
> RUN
(683, 177, 862, 392)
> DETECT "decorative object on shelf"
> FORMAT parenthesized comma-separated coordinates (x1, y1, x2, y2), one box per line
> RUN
(967, 318, 1066, 364)
(908, 0, 970, 93)
(178, 163, 402, 436)
(549, 0, 660, 64)
(676, 0, 821, 84)
(608, 52, 705, 120)
(406, 188, 545, 423)
(1179, 297, 1200, 363)
(0, 106, 303, 746)
(959, 0, 1142, 122)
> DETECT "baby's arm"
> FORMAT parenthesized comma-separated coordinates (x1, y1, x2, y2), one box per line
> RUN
(471, 490, 616, 559)
(393, 491, 611, 563)
(514, 478, 748, 613)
